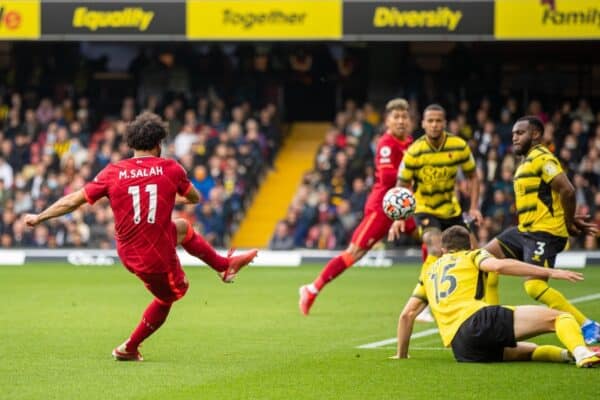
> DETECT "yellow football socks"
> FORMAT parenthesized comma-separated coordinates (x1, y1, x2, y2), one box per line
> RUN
(524, 279, 587, 325)
(555, 313, 586, 353)
(531, 345, 569, 363)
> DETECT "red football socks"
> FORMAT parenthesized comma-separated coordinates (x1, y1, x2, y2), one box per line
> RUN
(314, 252, 355, 291)
(126, 299, 172, 351)
(181, 224, 228, 272)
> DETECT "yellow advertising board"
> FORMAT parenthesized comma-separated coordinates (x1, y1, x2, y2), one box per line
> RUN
(495, 0, 600, 39)
(0, 0, 39, 39)
(187, 0, 341, 40)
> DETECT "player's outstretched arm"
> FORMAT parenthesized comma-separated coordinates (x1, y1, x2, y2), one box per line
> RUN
(24, 189, 87, 227)
(392, 296, 427, 359)
(552, 173, 578, 234)
(183, 186, 201, 204)
(552, 173, 598, 236)
(479, 257, 583, 283)
(466, 171, 483, 225)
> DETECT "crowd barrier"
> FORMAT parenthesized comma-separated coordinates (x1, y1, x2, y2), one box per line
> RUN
(0, 248, 592, 268)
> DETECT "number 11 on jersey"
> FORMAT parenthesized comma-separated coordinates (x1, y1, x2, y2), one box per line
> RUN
(128, 184, 157, 224)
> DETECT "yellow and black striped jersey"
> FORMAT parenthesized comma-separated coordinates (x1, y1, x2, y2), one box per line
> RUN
(413, 249, 491, 347)
(514, 144, 567, 237)
(397, 133, 476, 218)
(411, 254, 439, 303)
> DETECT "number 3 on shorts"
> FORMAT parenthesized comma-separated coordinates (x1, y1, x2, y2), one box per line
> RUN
(534, 241, 546, 256)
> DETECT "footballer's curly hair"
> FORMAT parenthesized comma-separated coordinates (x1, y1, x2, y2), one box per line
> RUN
(125, 112, 168, 150)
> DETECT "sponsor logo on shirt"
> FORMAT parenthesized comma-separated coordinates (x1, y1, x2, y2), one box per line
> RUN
(543, 161, 558, 176)
(380, 145, 392, 163)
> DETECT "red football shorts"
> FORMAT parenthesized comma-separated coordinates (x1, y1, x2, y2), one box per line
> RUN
(351, 208, 416, 250)
(135, 263, 189, 304)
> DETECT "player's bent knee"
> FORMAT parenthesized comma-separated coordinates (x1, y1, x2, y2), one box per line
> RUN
(537, 306, 562, 330)
(174, 218, 191, 235)
(156, 281, 189, 304)
(154, 297, 174, 306)
(524, 279, 548, 300)
(555, 312, 575, 325)
(174, 219, 194, 245)
(345, 242, 367, 263)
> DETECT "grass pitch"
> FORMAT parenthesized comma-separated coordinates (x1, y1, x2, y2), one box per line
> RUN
(1, 263, 599, 400)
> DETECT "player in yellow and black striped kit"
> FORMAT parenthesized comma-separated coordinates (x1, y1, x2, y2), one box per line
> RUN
(389, 104, 482, 323)
(391, 104, 482, 239)
(484, 116, 600, 345)
(392, 226, 600, 368)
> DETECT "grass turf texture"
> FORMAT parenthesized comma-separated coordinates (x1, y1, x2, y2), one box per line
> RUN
(1, 263, 599, 400)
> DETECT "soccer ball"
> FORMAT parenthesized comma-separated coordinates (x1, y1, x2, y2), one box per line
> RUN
(382, 187, 416, 220)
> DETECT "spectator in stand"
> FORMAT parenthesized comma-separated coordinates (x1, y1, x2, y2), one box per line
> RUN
(0, 157, 14, 189)
(0, 77, 282, 249)
(191, 165, 215, 201)
(269, 221, 295, 250)
(273, 95, 600, 252)
(174, 123, 197, 158)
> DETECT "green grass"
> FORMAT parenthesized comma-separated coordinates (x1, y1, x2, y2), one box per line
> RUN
(1, 263, 600, 400)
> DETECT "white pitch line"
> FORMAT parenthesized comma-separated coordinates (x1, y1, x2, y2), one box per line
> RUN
(408, 346, 450, 351)
(356, 292, 600, 349)
(569, 293, 600, 304)
(356, 328, 439, 349)
(376, 346, 449, 351)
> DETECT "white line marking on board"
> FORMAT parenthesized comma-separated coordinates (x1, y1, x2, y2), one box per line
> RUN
(356, 292, 600, 349)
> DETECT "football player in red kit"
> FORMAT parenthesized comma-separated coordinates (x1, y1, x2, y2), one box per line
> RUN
(299, 98, 415, 315)
(24, 112, 257, 361)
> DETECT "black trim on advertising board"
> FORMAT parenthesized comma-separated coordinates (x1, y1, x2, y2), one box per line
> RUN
(343, 0, 494, 39)
(41, 1, 185, 38)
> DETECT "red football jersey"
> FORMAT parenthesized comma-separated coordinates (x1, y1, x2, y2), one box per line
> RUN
(364, 132, 413, 214)
(84, 156, 192, 273)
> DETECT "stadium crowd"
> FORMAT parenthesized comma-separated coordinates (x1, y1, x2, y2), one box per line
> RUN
(0, 90, 282, 248)
(0, 39, 287, 250)
(0, 42, 366, 249)
(271, 97, 600, 250)
(1, 43, 598, 251)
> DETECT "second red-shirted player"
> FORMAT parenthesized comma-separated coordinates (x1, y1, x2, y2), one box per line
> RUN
(299, 98, 415, 315)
